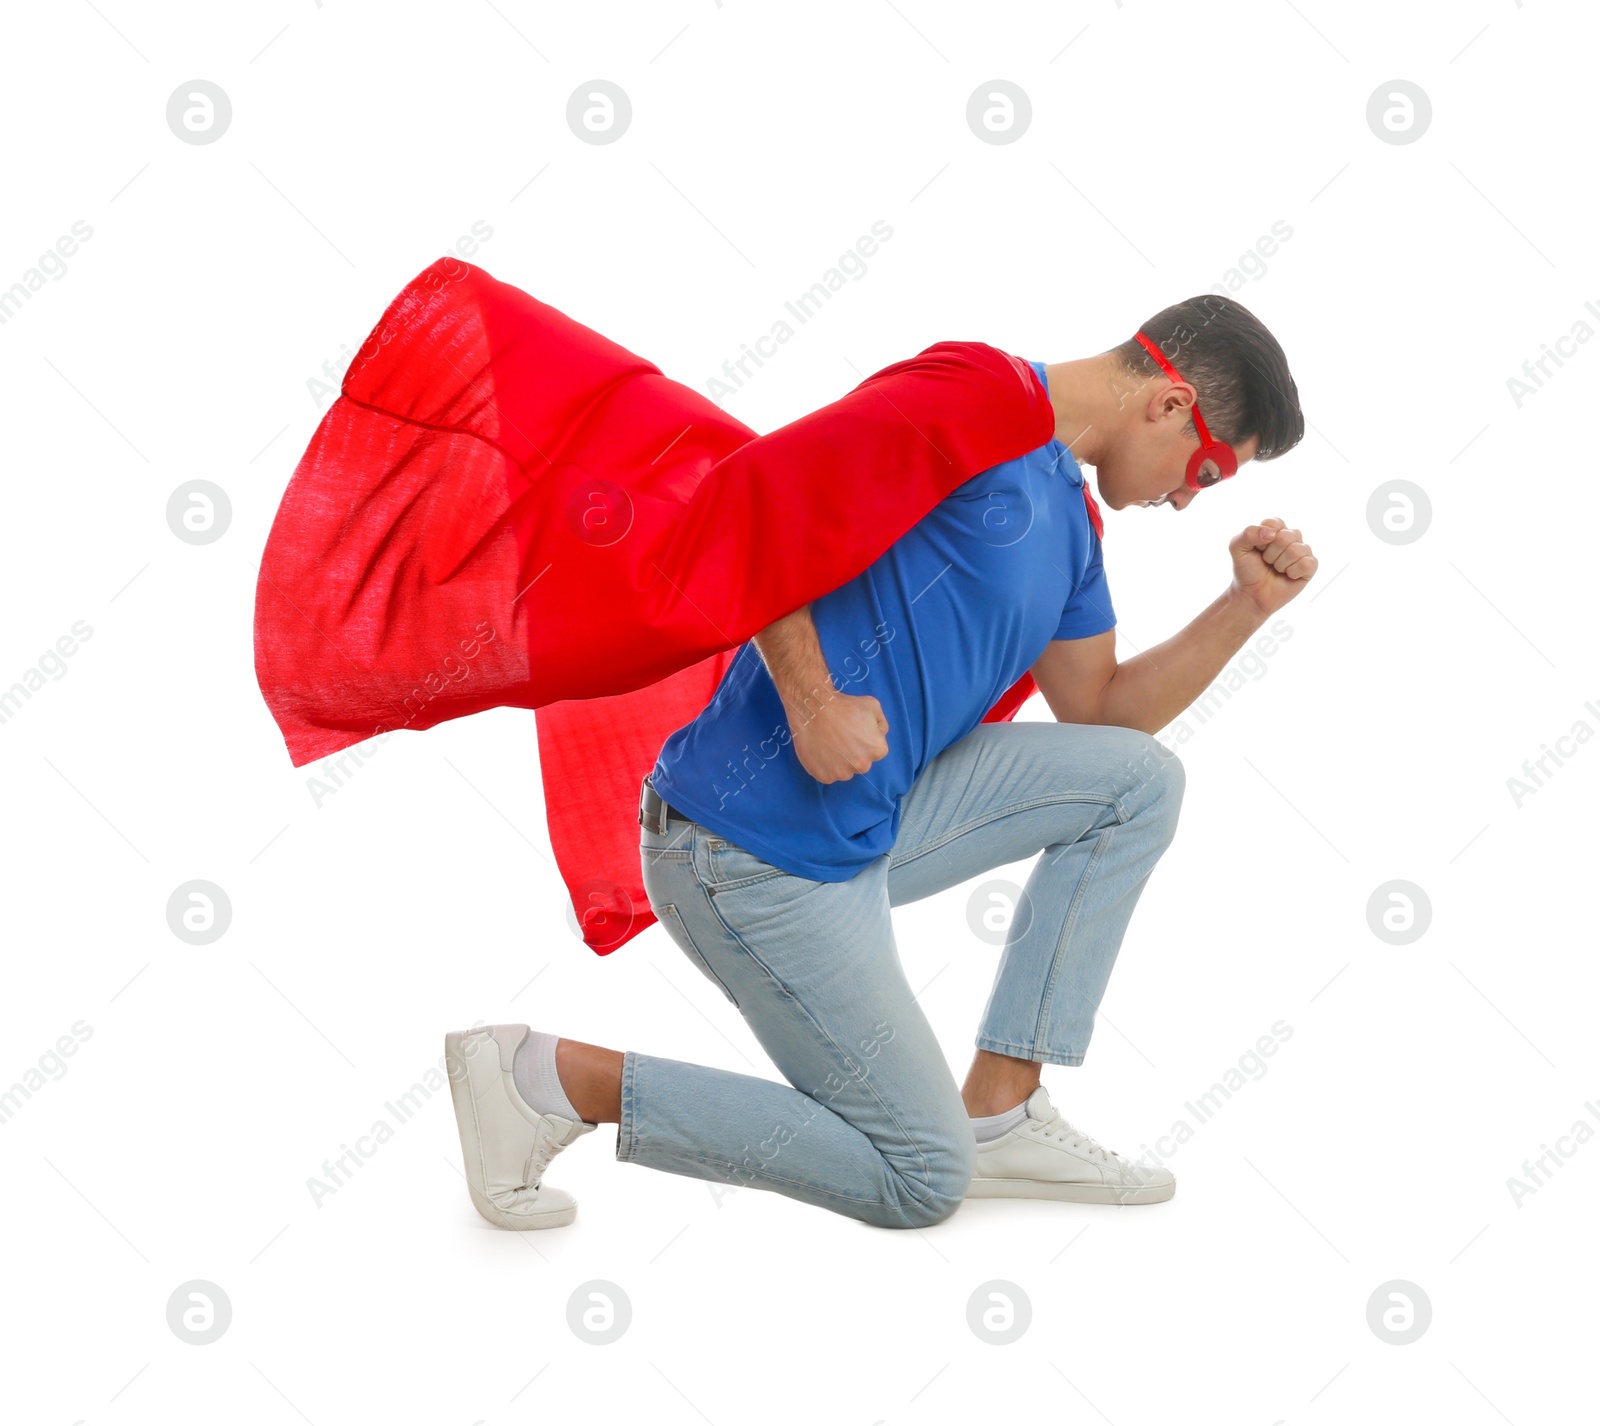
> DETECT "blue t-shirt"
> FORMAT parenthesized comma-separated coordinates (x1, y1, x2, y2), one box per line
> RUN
(649, 360, 1116, 881)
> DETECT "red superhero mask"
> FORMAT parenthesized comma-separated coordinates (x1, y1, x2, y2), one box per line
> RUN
(1133, 331, 1238, 491)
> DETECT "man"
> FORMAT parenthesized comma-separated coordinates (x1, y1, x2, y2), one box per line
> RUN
(446, 296, 1314, 1231)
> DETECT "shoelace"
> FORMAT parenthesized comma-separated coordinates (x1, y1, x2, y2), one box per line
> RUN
(523, 1131, 559, 1187)
(1032, 1114, 1120, 1164)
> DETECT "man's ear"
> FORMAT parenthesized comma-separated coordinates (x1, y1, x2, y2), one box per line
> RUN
(1148, 383, 1192, 436)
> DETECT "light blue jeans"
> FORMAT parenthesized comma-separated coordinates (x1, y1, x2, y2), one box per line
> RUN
(624, 720, 1184, 1229)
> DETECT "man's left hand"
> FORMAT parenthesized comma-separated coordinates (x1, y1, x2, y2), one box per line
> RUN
(1230, 517, 1318, 616)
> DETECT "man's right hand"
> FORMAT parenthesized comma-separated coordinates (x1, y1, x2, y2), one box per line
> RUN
(751, 604, 891, 785)
(790, 691, 889, 784)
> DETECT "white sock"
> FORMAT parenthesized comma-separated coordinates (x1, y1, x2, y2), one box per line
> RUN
(970, 1098, 1030, 1143)
(511, 1029, 592, 1124)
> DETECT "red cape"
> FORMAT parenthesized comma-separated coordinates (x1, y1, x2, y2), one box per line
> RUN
(254, 256, 1071, 954)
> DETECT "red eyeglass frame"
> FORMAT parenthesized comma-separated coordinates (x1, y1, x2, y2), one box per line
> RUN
(1133, 331, 1238, 491)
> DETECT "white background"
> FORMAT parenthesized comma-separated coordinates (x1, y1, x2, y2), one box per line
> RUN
(2, 1, 1596, 1422)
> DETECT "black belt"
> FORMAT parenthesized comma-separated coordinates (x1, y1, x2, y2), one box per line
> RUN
(638, 775, 691, 835)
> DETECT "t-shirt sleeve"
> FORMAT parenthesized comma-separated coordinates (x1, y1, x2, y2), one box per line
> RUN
(1052, 533, 1117, 640)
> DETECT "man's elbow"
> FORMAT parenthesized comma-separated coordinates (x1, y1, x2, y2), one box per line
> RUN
(1046, 696, 1114, 729)
(1060, 712, 1163, 737)
(1048, 690, 1160, 736)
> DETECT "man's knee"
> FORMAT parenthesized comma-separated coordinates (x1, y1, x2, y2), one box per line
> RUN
(1145, 745, 1185, 847)
(1149, 740, 1185, 820)
(898, 1184, 968, 1228)
(1106, 728, 1185, 835)
(873, 1116, 975, 1228)
(838, 1094, 972, 1229)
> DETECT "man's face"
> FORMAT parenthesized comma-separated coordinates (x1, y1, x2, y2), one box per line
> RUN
(1095, 406, 1261, 512)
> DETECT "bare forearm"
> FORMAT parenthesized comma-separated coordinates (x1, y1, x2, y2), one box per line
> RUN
(1096, 588, 1267, 734)
(752, 604, 835, 724)
(753, 604, 891, 782)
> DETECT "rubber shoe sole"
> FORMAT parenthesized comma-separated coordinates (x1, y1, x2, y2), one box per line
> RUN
(965, 1174, 1175, 1205)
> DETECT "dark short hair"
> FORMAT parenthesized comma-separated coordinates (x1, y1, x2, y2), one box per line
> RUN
(1107, 296, 1304, 461)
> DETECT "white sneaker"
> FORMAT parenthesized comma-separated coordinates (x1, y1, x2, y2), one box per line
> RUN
(445, 1025, 597, 1230)
(966, 1085, 1175, 1205)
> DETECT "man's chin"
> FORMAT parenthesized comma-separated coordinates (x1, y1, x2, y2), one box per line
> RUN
(1093, 478, 1134, 511)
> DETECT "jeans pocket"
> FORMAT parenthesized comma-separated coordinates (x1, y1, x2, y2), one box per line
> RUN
(705, 839, 787, 892)
(654, 903, 740, 1008)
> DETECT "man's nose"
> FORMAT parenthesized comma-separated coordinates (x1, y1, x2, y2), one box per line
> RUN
(1166, 487, 1197, 511)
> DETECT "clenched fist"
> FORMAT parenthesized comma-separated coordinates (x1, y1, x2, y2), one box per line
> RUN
(791, 690, 889, 784)
(1230, 517, 1318, 616)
